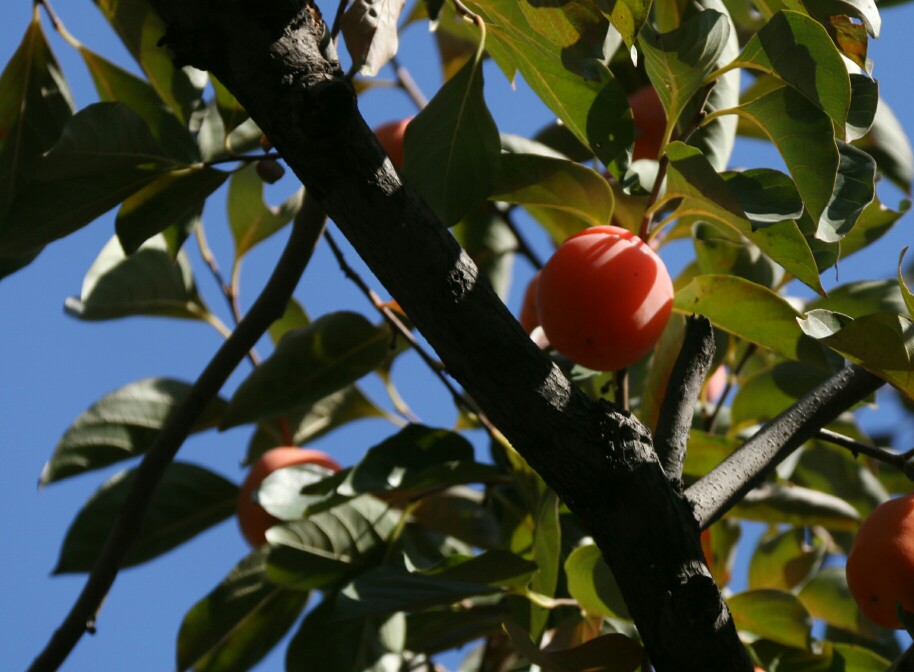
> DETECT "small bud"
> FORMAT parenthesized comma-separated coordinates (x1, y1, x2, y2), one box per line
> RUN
(255, 159, 285, 184)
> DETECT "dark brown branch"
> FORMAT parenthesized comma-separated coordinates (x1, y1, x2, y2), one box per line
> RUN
(29, 198, 327, 672)
(654, 315, 715, 485)
(138, 4, 753, 670)
(688, 364, 885, 528)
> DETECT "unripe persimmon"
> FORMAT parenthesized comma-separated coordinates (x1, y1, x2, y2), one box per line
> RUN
(537, 225, 674, 372)
(846, 492, 914, 628)
(628, 86, 666, 162)
(237, 447, 341, 547)
(373, 117, 413, 169)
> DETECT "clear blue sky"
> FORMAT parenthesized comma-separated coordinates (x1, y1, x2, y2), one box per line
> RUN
(2, 2, 912, 671)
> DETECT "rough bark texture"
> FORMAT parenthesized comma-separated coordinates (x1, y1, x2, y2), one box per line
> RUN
(151, 1, 752, 669)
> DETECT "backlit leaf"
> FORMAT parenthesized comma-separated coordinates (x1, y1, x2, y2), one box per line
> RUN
(729, 589, 812, 649)
(565, 544, 630, 619)
(55, 462, 237, 573)
(748, 527, 824, 591)
(176, 548, 309, 672)
(730, 483, 861, 530)
(222, 312, 392, 428)
(342, 0, 407, 77)
(798, 567, 886, 640)
(41, 378, 226, 486)
(853, 96, 913, 193)
(228, 164, 303, 259)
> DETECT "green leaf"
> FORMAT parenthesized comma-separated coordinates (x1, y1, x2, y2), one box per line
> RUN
(728, 589, 813, 649)
(720, 85, 838, 227)
(228, 164, 303, 260)
(451, 207, 515, 301)
(286, 599, 405, 671)
(402, 35, 499, 226)
(464, 0, 632, 167)
(846, 74, 878, 142)
(639, 10, 731, 134)
(564, 544, 630, 619)
(798, 567, 886, 640)
(265, 496, 398, 591)
(490, 154, 614, 230)
(0, 19, 73, 212)
(799, 309, 914, 370)
(221, 312, 392, 428)
(597, 0, 650, 49)
(853, 96, 913, 193)
(682, 430, 741, 478)
(748, 528, 824, 591)
(503, 621, 643, 672)
(1, 103, 180, 255)
(342, 0, 407, 77)
(211, 76, 249, 136)
(899, 247, 914, 318)
(64, 234, 210, 322)
(420, 549, 536, 588)
(176, 548, 309, 672)
(55, 462, 237, 573)
(692, 222, 783, 289)
(730, 483, 861, 530)
(116, 167, 227, 254)
(333, 564, 501, 619)
(808, 279, 907, 318)
(40, 378, 226, 486)
(817, 140, 875, 243)
(662, 143, 822, 293)
(93, 0, 206, 125)
(405, 607, 505, 655)
(830, 644, 892, 671)
(529, 489, 561, 637)
(838, 196, 909, 260)
(674, 274, 830, 368)
(79, 46, 198, 163)
(726, 11, 850, 137)
(731, 362, 834, 432)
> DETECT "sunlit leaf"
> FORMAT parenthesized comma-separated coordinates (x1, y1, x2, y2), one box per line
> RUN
(798, 567, 886, 640)
(899, 247, 914, 318)
(748, 528, 824, 591)
(55, 462, 237, 573)
(342, 0, 407, 77)
(222, 312, 392, 428)
(731, 362, 834, 432)
(565, 544, 630, 619)
(730, 483, 861, 530)
(799, 309, 914, 371)
(464, 0, 632, 167)
(41, 378, 226, 486)
(596, 0, 650, 49)
(674, 275, 829, 368)
(490, 154, 614, 230)
(845, 74, 877, 142)
(176, 548, 309, 672)
(854, 96, 913, 193)
(692, 222, 783, 289)
(228, 164, 303, 259)
(808, 279, 906, 318)
(403, 34, 499, 226)
(816, 141, 875, 243)
(64, 234, 210, 322)
(639, 10, 731, 133)
(839, 196, 909, 259)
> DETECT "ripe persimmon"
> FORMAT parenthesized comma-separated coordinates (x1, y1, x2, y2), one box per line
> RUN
(374, 117, 412, 169)
(237, 447, 341, 547)
(628, 85, 667, 162)
(537, 225, 674, 372)
(846, 492, 914, 628)
(519, 271, 541, 334)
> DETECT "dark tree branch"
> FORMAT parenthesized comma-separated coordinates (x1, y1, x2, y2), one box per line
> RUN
(28, 198, 327, 672)
(688, 364, 885, 528)
(654, 315, 715, 485)
(816, 428, 914, 472)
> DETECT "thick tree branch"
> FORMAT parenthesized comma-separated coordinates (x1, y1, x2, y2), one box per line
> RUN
(688, 364, 885, 528)
(29, 198, 327, 672)
(654, 315, 715, 484)
(135, 2, 756, 670)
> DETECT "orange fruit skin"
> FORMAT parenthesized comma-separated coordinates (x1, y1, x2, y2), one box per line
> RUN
(537, 225, 674, 372)
(846, 492, 914, 628)
(628, 86, 667, 162)
(373, 118, 412, 169)
(237, 447, 341, 548)
(519, 272, 541, 334)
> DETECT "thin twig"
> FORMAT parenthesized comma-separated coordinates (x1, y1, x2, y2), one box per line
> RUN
(816, 428, 914, 472)
(204, 151, 281, 167)
(28, 198, 328, 672)
(615, 367, 629, 412)
(329, 0, 348, 42)
(323, 230, 501, 439)
(492, 205, 544, 270)
(37, 0, 82, 48)
(390, 55, 428, 110)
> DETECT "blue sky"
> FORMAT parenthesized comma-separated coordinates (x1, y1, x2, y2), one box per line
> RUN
(2, 2, 913, 671)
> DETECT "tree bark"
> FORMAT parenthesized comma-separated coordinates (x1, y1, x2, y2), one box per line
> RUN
(150, 1, 753, 669)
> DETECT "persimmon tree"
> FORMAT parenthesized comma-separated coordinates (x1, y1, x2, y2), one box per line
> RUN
(6, 0, 914, 671)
